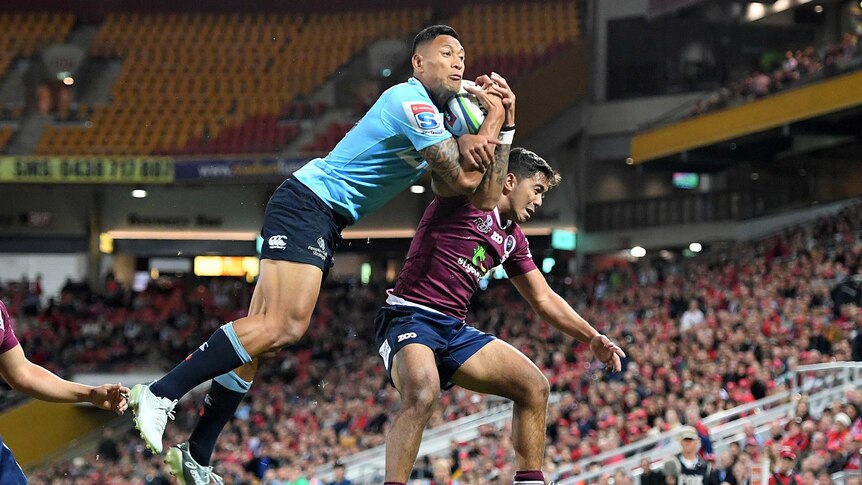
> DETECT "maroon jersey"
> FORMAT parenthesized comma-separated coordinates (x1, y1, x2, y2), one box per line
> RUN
(393, 196, 537, 320)
(0, 300, 20, 355)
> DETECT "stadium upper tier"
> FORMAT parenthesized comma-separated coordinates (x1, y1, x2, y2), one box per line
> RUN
(0, 12, 74, 78)
(0, 13, 75, 152)
(449, 1, 579, 81)
(35, 9, 431, 156)
(19, 1, 581, 156)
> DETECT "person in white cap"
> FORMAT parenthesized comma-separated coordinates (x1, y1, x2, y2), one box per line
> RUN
(663, 426, 721, 485)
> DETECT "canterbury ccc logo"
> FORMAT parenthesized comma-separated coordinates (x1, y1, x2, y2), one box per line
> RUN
(268, 235, 287, 250)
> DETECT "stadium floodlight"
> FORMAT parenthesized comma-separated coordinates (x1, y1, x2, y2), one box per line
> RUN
(689, 242, 703, 253)
(62, 76, 74, 86)
(409, 185, 425, 194)
(630, 246, 646, 258)
(131, 189, 147, 198)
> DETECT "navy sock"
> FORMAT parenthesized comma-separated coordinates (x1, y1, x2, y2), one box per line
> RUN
(514, 470, 544, 484)
(150, 323, 251, 401)
(188, 372, 251, 466)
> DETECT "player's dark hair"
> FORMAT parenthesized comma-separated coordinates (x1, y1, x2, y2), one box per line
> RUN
(412, 25, 460, 54)
(508, 147, 561, 188)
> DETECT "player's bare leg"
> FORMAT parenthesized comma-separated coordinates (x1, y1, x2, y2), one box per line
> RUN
(133, 259, 323, 453)
(451, 339, 549, 471)
(231, 259, 323, 354)
(385, 344, 442, 483)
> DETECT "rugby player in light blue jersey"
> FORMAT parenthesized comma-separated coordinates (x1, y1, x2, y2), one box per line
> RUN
(128, 24, 514, 484)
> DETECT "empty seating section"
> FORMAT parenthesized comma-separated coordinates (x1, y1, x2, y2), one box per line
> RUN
(27, 4, 575, 156)
(36, 9, 430, 155)
(306, 2, 580, 154)
(449, 1, 579, 82)
(0, 13, 74, 79)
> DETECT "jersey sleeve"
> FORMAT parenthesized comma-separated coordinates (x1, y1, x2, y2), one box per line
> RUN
(0, 301, 19, 355)
(502, 227, 538, 277)
(380, 84, 452, 151)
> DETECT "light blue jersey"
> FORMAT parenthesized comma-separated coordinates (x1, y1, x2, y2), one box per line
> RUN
(293, 77, 452, 223)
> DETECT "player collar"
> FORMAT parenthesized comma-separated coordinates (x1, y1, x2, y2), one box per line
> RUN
(493, 207, 512, 230)
(409, 77, 445, 110)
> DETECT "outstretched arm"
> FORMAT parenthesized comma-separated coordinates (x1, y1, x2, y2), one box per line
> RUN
(0, 344, 129, 414)
(511, 270, 625, 371)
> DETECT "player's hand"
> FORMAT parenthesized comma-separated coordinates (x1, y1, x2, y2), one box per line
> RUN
(464, 82, 504, 118)
(476, 72, 516, 126)
(457, 134, 501, 172)
(589, 334, 625, 372)
(88, 383, 130, 415)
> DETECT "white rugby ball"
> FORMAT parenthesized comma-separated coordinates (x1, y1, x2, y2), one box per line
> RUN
(444, 80, 487, 136)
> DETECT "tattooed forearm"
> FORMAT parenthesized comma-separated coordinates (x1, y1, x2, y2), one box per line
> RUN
(421, 137, 462, 190)
(470, 143, 511, 210)
(493, 144, 510, 186)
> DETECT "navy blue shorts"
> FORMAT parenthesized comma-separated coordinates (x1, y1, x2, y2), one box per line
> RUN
(374, 303, 495, 390)
(260, 178, 352, 275)
(0, 437, 27, 484)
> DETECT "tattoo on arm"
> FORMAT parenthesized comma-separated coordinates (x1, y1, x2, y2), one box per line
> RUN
(420, 137, 462, 188)
(493, 144, 511, 186)
(470, 143, 511, 207)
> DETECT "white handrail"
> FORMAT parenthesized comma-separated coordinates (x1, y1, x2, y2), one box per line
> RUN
(556, 362, 862, 485)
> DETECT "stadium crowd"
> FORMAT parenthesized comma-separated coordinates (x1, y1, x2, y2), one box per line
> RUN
(2, 203, 861, 484)
(687, 31, 861, 118)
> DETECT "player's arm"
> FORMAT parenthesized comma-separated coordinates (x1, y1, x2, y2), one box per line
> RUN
(469, 73, 515, 210)
(510, 269, 625, 371)
(0, 344, 129, 414)
(422, 88, 505, 196)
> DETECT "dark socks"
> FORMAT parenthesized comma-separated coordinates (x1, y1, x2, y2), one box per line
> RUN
(188, 372, 251, 466)
(150, 323, 251, 401)
(514, 470, 545, 484)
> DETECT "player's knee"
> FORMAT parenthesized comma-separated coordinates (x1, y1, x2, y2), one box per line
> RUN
(261, 314, 309, 350)
(401, 381, 439, 415)
(515, 372, 550, 409)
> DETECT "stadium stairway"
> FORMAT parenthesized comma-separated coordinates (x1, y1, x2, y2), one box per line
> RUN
(6, 113, 52, 155)
(0, 58, 28, 106)
(65, 25, 100, 55)
(75, 58, 124, 106)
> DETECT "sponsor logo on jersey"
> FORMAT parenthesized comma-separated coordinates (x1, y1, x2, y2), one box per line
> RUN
(491, 231, 503, 244)
(457, 244, 490, 281)
(402, 102, 444, 135)
(268, 235, 287, 250)
(474, 215, 493, 234)
(307, 236, 327, 261)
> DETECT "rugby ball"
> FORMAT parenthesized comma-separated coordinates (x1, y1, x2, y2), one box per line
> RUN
(444, 80, 487, 136)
